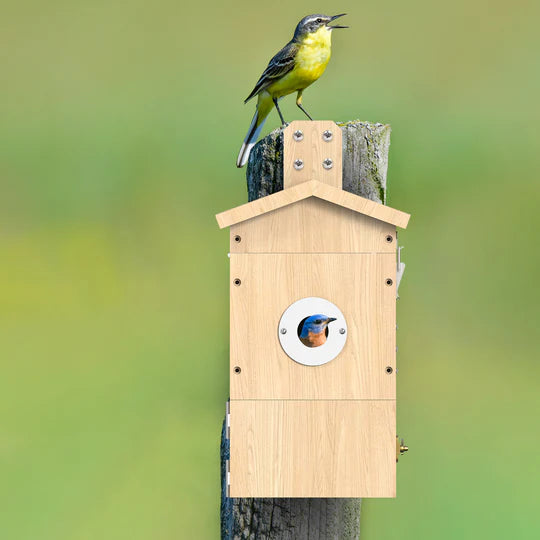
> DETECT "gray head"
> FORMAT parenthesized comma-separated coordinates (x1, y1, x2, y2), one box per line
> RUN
(293, 13, 348, 40)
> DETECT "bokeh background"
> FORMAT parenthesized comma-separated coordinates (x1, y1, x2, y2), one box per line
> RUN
(1, 1, 539, 538)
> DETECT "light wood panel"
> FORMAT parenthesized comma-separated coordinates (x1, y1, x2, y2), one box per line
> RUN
(283, 121, 342, 189)
(216, 180, 410, 230)
(229, 400, 396, 498)
(230, 253, 396, 400)
(230, 197, 396, 253)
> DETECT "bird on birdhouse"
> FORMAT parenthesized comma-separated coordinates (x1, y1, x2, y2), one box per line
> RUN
(298, 315, 337, 348)
(236, 13, 348, 167)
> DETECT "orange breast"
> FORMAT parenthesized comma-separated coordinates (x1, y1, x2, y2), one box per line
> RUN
(300, 330, 327, 348)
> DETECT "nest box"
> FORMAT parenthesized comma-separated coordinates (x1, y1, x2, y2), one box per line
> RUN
(216, 121, 411, 498)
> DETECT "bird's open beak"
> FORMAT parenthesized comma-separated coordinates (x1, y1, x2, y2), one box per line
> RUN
(326, 317, 337, 324)
(328, 13, 348, 29)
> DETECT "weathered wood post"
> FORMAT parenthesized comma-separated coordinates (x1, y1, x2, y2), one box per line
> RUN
(220, 120, 395, 539)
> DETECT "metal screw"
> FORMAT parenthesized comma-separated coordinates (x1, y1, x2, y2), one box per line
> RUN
(385, 278, 393, 286)
(280, 328, 287, 334)
(233, 278, 241, 286)
(322, 158, 333, 170)
(322, 130, 333, 141)
(293, 130, 304, 141)
(294, 159, 304, 170)
(234, 235, 241, 243)
(385, 234, 393, 243)
(386, 366, 393, 374)
(339, 328, 346, 334)
(234, 366, 241, 374)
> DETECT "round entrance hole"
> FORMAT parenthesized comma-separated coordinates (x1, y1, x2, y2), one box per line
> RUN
(278, 297, 347, 366)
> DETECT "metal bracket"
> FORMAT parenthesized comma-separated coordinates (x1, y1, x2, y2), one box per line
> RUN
(396, 246, 406, 298)
(283, 121, 343, 189)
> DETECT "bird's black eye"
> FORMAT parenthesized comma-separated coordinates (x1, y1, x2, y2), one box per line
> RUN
(316, 18, 322, 23)
(315, 319, 323, 324)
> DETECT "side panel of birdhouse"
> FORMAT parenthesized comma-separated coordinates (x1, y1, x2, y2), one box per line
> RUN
(229, 400, 396, 498)
(229, 253, 396, 400)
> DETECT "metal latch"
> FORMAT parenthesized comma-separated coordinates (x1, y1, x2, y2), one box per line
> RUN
(396, 436, 409, 462)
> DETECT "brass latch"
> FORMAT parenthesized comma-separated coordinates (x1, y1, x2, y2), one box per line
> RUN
(396, 436, 409, 462)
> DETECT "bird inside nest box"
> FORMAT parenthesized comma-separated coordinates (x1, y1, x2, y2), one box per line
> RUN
(216, 121, 411, 498)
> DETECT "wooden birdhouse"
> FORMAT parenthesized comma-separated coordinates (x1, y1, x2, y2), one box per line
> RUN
(216, 121, 411, 498)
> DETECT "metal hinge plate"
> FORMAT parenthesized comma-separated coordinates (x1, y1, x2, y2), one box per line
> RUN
(226, 459, 230, 497)
(226, 400, 230, 440)
(396, 246, 406, 297)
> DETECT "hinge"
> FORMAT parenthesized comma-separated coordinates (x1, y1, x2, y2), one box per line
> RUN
(226, 400, 230, 440)
(226, 459, 230, 497)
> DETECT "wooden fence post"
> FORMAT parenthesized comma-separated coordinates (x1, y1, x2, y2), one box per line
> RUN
(221, 120, 392, 539)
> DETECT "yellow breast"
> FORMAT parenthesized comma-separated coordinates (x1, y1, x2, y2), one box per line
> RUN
(295, 26, 332, 82)
(267, 26, 332, 98)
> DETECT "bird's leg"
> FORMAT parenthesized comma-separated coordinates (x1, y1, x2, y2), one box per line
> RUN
(296, 91, 313, 121)
(272, 98, 287, 126)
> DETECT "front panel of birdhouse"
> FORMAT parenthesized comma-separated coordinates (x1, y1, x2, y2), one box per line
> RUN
(217, 121, 410, 498)
(229, 250, 396, 400)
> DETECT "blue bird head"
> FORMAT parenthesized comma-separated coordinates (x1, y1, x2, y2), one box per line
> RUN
(299, 314, 337, 339)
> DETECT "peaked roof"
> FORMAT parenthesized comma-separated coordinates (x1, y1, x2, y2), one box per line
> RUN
(216, 180, 410, 229)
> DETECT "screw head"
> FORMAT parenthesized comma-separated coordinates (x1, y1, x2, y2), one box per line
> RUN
(339, 328, 346, 335)
(293, 130, 304, 141)
(294, 159, 304, 170)
(322, 130, 333, 142)
(280, 328, 287, 334)
(322, 158, 333, 170)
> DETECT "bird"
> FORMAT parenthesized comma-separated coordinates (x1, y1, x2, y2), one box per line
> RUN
(236, 13, 348, 168)
(299, 314, 337, 348)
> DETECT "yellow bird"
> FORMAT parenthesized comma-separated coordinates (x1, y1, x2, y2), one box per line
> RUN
(236, 13, 348, 168)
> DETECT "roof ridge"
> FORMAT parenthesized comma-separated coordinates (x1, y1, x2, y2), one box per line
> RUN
(216, 180, 410, 229)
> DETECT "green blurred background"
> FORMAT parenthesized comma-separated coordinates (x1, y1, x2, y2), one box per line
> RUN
(1, 1, 539, 538)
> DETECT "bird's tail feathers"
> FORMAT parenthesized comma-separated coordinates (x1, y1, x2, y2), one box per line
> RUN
(236, 109, 267, 168)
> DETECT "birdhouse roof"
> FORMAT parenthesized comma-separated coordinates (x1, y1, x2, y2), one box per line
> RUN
(216, 180, 410, 229)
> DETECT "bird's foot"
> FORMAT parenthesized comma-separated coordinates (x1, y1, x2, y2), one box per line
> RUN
(281, 122, 290, 128)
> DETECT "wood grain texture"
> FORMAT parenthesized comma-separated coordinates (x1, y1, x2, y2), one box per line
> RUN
(230, 253, 396, 400)
(230, 197, 396, 253)
(216, 179, 410, 229)
(283, 121, 342, 189)
(221, 417, 362, 538)
(229, 400, 396, 498)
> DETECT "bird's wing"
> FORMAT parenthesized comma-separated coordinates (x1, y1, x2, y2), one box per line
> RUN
(244, 41, 299, 103)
